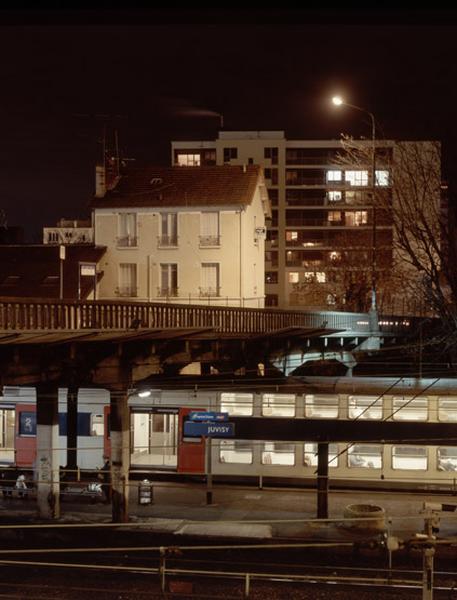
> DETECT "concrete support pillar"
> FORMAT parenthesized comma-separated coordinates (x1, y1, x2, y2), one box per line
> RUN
(110, 388, 130, 523)
(317, 442, 329, 519)
(65, 385, 78, 478)
(36, 384, 60, 519)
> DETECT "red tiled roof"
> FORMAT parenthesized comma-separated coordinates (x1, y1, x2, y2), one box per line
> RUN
(90, 165, 262, 208)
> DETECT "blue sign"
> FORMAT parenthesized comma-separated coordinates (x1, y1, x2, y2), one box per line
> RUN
(188, 411, 229, 422)
(184, 421, 235, 438)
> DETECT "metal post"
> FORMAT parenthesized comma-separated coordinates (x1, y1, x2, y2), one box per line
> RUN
(317, 442, 329, 519)
(205, 436, 213, 505)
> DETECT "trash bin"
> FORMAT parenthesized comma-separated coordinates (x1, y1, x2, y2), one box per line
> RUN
(138, 479, 153, 505)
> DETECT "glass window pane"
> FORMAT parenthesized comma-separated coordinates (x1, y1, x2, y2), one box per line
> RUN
(305, 395, 339, 418)
(262, 394, 295, 417)
(219, 440, 253, 464)
(91, 414, 104, 436)
(392, 445, 427, 470)
(262, 442, 295, 465)
(220, 393, 253, 416)
(348, 396, 382, 420)
(438, 447, 457, 471)
(348, 444, 382, 469)
(438, 397, 457, 422)
(304, 443, 338, 467)
(393, 397, 428, 421)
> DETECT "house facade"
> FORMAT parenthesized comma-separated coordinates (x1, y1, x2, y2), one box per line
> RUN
(90, 164, 270, 307)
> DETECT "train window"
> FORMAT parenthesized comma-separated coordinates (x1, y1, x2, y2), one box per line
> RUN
(438, 398, 457, 421)
(0, 409, 15, 462)
(262, 442, 295, 465)
(437, 447, 457, 471)
(262, 394, 295, 417)
(19, 412, 36, 436)
(305, 395, 338, 418)
(304, 443, 338, 467)
(392, 446, 427, 470)
(348, 396, 382, 420)
(219, 440, 253, 464)
(347, 444, 382, 468)
(220, 393, 253, 416)
(91, 414, 104, 436)
(392, 397, 428, 421)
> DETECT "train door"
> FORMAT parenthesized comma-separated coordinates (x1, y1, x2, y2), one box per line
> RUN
(0, 404, 15, 464)
(15, 404, 36, 467)
(130, 407, 179, 469)
(178, 407, 205, 473)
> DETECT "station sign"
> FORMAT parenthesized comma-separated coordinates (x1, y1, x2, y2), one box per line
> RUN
(188, 411, 229, 422)
(183, 421, 235, 438)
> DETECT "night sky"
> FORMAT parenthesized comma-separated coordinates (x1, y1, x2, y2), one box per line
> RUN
(2, 8, 457, 241)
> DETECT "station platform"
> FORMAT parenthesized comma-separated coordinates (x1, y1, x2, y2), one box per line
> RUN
(1, 480, 457, 545)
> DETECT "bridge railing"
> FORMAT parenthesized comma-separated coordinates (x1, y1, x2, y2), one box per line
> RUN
(0, 299, 378, 335)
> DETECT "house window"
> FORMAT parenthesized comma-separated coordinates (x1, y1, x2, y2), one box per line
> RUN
(348, 444, 382, 468)
(392, 445, 427, 470)
(304, 443, 339, 468)
(200, 212, 220, 246)
(375, 170, 389, 186)
(200, 263, 220, 297)
(437, 447, 457, 472)
(118, 263, 137, 297)
(327, 191, 342, 202)
(262, 442, 295, 465)
(265, 271, 278, 284)
(220, 392, 253, 416)
(326, 170, 342, 182)
(345, 190, 365, 204)
(160, 213, 178, 246)
(345, 170, 369, 186)
(438, 397, 457, 421)
(303, 271, 326, 283)
(176, 153, 201, 166)
(118, 213, 137, 247)
(223, 147, 238, 162)
(305, 394, 339, 418)
(392, 396, 428, 421)
(159, 264, 178, 297)
(345, 210, 368, 226)
(262, 393, 295, 417)
(328, 211, 342, 223)
(220, 440, 253, 464)
(264, 147, 278, 164)
(348, 395, 383, 420)
(286, 231, 298, 242)
(288, 272, 299, 283)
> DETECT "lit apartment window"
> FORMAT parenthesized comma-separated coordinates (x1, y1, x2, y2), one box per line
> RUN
(305, 394, 339, 418)
(200, 263, 220, 297)
(375, 170, 389, 186)
(392, 396, 428, 421)
(160, 213, 178, 246)
(345, 210, 368, 226)
(328, 210, 342, 223)
(348, 396, 383, 420)
(345, 190, 365, 204)
(220, 393, 253, 416)
(265, 271, 278, 284)
(304, 443, 339, 467)
(262, 393, 295, 417)
(286, 231, 298, 242)
(176, 153, 201, 166)
(200, 212, 220, 246)
(262, 442, 295, 465)
(438, 397, 457, 421)
(118, 263, 137, 297)
(326, 170, 342, 182)
(159, 263, 178, 297)
(329, 251, 341, 263)
(392, 446, 427, 470)
(303, 272, 326, 283)
(438, 447, 457, 471)
(118, 213, 137, 247)
(327, 191, 342, 202)
(223, 147, 238, 162)
(345, 170, 369, 186)
(220, 440, 253, 464)
(348, 444, 382, 468)
(288, 272, 299, 283)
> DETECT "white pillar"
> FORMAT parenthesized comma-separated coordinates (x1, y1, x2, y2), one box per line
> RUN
(36, 385, 60, 519)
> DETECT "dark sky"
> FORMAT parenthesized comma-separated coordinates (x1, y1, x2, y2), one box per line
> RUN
(2, 8, 457, 240)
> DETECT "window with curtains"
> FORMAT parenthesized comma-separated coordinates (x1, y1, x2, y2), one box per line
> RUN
(200, 212, 220, 246)
(200, 263, 220, 297)
(159, 263, 178, 297)
(117, 213, 137, 247)
(117, 263, 137, 297)
(159, 213, 178, 246)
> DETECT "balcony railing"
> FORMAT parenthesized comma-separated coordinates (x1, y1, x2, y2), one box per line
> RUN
(199, 286, 221, 297)
(158, 235, 178, 247)
(115, 286, 138, 298)
(117, 236, 138, 248)
(157, 287, 179, 298)
(199, 235, 220, 247)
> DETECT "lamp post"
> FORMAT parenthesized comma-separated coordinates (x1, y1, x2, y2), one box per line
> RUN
(331, 96, 377, 315)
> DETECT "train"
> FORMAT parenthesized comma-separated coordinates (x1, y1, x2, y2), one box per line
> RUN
(1, 376, 457, 491)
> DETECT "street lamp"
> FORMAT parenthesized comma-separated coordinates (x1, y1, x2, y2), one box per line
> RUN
(331, 95, 377, 315)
